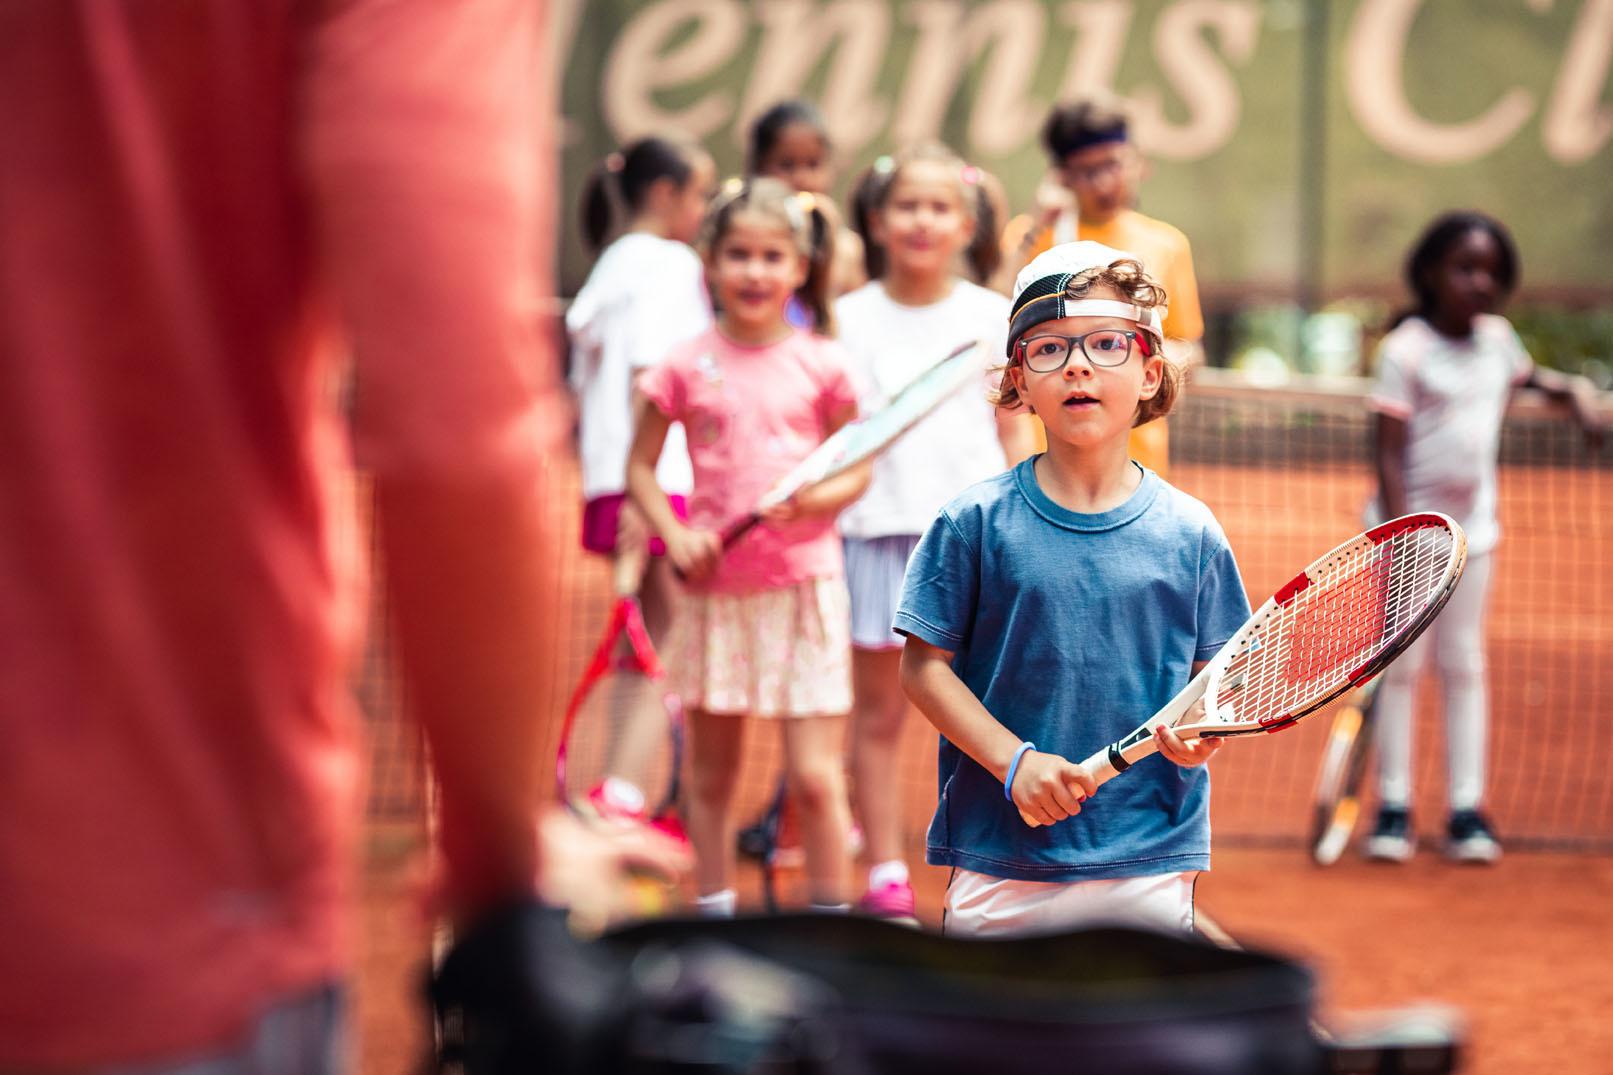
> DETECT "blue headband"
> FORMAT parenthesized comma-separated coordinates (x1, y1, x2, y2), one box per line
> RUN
(1059, 123, 1128, 157)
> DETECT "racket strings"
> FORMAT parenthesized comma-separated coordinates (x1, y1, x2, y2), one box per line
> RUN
(562, 666, 681, 813)
(755, 347, 979, 510)
(1223, 525, 1456, 725)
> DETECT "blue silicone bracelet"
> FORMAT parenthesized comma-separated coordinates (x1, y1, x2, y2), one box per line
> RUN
(1004, 741, 1036, 802)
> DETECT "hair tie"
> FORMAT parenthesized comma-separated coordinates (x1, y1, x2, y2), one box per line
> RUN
(605, 152, 625, 173)
(1004, 741, 1036, 802)
(782, 193, 807, 233)
(872, 154, 895, 175)
(960, 164, 981, 186)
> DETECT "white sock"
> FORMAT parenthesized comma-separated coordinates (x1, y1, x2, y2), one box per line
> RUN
(868, 859, 909, 890)
(601, 776, 646, 814)
(695, 889, 736, 918)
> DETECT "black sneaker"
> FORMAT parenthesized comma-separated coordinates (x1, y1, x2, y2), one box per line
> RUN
(737, 814, 774, 861)
(1365, 805, 1414, 862)
(1445, 809, 1502, 864)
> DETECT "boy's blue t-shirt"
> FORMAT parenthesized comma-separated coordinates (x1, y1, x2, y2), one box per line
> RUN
(892, 458, 1252, 883)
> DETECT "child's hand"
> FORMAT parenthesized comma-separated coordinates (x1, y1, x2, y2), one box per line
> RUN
(614, 498, 650, 555)
(761, 479, 836, 525)
(757, 495, 802, 527)
(1582, 415, 1606, 453)
(1032, 174, 1074, 229)
(665, 524, 720, 582)
(1154, 722, 1223, 768)
(1011, 750, 1096, 827)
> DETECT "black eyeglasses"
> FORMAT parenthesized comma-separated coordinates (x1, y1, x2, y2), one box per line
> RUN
(1016, 329, 1144, 373)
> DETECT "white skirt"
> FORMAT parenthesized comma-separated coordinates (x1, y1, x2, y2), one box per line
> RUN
(666, 577, 853, 718)
(843, 534, 921, 651)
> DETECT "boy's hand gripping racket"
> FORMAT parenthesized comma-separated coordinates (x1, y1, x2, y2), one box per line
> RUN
(1022, 512, 1466, 826)
(713, 339, 991, 552)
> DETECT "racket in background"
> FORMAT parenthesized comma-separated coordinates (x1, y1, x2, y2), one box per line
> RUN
(556, 551, 685, 911)
(1308, 676, 1382, 866)
(711, 338, 991, 556)
(756, 782, 790, 913)
(1023, 512, 1467, 825)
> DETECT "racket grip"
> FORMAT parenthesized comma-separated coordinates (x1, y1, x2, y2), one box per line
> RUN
(720, 512, 762, 549)
(671, 517, 757, 582)
(1083, 752, 1124, 789)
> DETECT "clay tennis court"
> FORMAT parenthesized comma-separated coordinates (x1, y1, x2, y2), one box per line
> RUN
(353, 377, 1612, 1074)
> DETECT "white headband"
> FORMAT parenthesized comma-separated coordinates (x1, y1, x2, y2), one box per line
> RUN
(1013, 297, 1164, 339)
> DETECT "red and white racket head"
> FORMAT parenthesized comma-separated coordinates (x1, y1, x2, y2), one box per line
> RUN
(555, 596, 684, 819)
(1185, 512, 1467, 739)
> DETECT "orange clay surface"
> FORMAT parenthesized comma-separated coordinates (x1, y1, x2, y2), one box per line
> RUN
(355, 842, 1613, 1075)
(354, 449, 1611, 1073)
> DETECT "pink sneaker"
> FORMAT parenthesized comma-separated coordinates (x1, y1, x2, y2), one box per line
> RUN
(857, 880, 917, 923)
(647, 811, 693, 855)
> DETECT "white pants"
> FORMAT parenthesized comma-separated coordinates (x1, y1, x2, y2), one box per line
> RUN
(1375, 550, 1493, 810)
(942, 869, 1197, 938)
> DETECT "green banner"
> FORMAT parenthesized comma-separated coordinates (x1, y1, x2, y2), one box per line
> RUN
(554, 0, 1613, 304)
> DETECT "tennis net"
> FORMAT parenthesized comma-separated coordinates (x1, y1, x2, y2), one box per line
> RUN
(358, 369, 1613, 855)
(1175, 369, 1611, 849)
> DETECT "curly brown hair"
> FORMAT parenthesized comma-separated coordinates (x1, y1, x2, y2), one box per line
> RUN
(991, 258, 1180, 427)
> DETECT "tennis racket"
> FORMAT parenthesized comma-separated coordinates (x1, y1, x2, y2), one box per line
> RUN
(714, 338, 991, 552)
(1022, 512, 1466, 825)
(556, 554, 684, 841)
(1308, 675, 1382, 866)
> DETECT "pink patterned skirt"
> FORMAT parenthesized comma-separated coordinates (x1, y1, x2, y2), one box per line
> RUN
(666, 577, 852, 718)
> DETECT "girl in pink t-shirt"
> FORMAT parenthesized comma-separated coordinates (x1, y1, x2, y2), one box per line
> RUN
(628, 177, 870, 915)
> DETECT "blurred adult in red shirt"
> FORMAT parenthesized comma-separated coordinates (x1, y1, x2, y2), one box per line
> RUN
(0, 1, 589, 1069)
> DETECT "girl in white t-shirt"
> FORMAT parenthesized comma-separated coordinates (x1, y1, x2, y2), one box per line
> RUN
(834, 144, 1038, 917)
(1367, 211, 1604, 865)
(565, 136, 715, 821)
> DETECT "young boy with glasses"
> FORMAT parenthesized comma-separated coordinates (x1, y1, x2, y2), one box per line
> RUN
(895, 242, 1250, 938)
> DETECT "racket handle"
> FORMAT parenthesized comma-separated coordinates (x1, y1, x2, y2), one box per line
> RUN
(1019, 665, 1212, 827)
(671, 515, 760, 582)
(720, 512, 762, 549)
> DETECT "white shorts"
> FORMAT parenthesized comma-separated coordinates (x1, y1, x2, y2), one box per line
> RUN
(843, 534, 921, 650)
(942, 869, 1199, 939)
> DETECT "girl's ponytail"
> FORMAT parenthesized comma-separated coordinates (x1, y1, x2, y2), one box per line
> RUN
(577, 136, 700, 253)
(580, 153, 626, 253)
(849, 157, 895, 283)
(798, 194, 839, 337)
(963, 166, 1004, 287)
